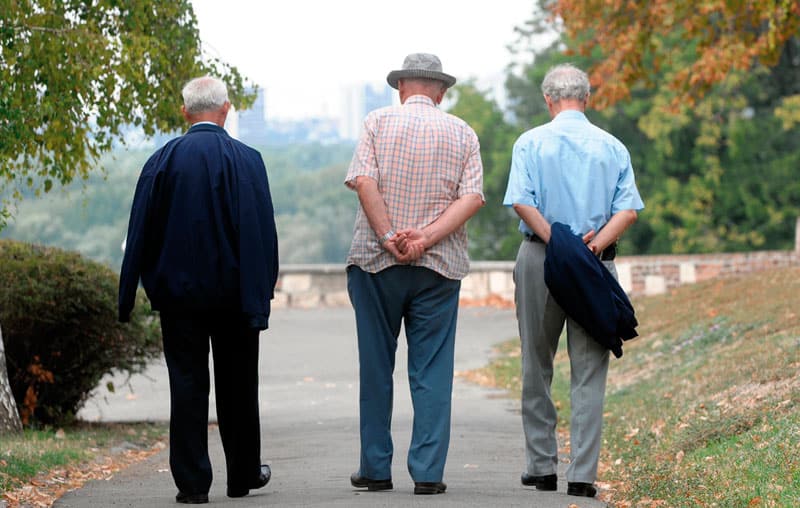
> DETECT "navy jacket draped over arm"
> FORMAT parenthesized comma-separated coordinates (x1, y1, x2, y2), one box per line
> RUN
(543, 223, 638, 358)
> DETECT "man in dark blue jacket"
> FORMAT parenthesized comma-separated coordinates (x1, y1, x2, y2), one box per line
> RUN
(119, 76, 278, 504)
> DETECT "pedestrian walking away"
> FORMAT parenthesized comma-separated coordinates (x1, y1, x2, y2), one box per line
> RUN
(345, 52, 485, 496)
(118, 76, 279, 504)
(502, 63, 645, 499)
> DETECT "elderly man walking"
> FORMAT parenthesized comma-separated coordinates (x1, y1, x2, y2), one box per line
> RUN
(503, 64, 644, 498)
(119, 76, 278, 504)
(345, 53, 484, 496)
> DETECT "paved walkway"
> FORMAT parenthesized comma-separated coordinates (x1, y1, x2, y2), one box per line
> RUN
(60, 307, 607, 507)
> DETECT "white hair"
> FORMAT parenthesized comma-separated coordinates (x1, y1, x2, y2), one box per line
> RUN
(181, 76, 229, 115)
(541, 64, 590, 102)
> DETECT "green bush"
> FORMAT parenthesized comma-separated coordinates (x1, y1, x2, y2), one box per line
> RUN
(0, 239, 161, 426)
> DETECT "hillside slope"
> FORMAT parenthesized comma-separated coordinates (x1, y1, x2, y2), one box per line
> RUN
(465, 266, 800, 506)
(600, 266, 799, 507)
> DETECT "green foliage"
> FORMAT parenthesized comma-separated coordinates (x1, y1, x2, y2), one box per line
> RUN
(0, 143, 358, 268)
(270, 161, 358, 264)
(0, 239, 162, 426)
(502, 15, 800, 255)
(0, 0, 254, 222)
(0, 149, 150, 269)
(448, 83, 522, 260)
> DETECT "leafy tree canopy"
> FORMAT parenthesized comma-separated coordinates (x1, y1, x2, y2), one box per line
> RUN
(0, 0, 254, 227)
(548, 0, 800, 110)
(464, 1, 800, 256)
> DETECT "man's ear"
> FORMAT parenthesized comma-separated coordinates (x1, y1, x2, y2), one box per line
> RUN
(435, 87, 446, 105)
(181, 105, 191, 122)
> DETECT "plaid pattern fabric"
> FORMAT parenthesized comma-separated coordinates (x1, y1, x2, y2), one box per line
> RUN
(345, 95, 484, 280)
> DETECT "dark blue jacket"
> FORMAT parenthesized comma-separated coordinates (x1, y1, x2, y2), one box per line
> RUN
(544, 223, 638, 358)
(118, 123, 279, 330)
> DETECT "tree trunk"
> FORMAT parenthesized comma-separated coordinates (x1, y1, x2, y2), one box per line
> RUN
(0, 323, 22, 434)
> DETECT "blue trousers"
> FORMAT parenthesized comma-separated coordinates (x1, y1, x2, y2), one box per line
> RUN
(347, 265, 461, 483)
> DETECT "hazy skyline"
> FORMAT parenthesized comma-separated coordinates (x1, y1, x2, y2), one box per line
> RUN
(191, 0, 539, 120)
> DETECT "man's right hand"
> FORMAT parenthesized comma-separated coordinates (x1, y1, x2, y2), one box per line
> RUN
(383, 230, 425, 263)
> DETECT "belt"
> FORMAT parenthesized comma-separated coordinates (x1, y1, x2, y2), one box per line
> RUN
(524, 233, 617, 261)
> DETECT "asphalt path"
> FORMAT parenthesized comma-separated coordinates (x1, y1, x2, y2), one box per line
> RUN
(60, 306, 607, 507)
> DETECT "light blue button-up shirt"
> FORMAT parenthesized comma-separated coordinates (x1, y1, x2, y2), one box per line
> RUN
(503, 110, 644, 236)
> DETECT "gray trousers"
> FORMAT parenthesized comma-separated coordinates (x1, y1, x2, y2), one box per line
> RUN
(513, 240, 613, 483)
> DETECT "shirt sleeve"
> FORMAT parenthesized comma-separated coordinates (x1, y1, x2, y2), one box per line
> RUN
(344, 114, 379, 190)
(610, 146, 645, 214)
(503, 136, 539, 208)
(457, 128, 485, 200)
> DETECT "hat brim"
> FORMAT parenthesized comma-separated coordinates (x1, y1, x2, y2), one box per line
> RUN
(386, 69, 457, 90)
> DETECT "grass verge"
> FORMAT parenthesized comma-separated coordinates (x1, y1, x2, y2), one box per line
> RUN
(461, 266, 800, 507)
(1, 422, 167, 507)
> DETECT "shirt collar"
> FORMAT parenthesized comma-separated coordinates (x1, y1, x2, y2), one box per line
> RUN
(404, 95, 437, 107)
(191, 121, 218, 127)
(552, 109, 588, 121)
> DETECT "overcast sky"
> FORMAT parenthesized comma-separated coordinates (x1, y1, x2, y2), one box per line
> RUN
(191, 0, 539, 119)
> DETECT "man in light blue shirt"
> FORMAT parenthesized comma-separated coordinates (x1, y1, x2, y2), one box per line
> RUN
(503, 63, 644, 499)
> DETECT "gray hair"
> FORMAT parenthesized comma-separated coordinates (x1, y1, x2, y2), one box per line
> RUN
(182, 76, 229, 115)
(541, 64, 590, 102)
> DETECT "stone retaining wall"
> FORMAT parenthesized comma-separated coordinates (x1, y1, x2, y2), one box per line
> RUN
(273, 219, 800, 308)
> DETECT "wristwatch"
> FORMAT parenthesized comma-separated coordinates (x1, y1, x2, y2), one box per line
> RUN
(378, 230, 395, 244)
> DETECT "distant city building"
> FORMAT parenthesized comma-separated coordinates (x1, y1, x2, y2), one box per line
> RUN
(264, 117, 342, 145)
(107, 72, 511, 150)
(235, 87, 269, 146)
(340, 82, 395, 140)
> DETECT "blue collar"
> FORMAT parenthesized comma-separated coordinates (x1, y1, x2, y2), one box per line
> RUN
(552, 109, 588, 122)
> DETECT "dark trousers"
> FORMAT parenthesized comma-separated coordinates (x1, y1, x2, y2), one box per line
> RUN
(347, 265, 461, 483)
(160, 312, 262, 495)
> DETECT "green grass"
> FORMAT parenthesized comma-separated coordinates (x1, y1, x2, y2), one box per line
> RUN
(469, 266, 800, 507)
(0, 422, 167, 493)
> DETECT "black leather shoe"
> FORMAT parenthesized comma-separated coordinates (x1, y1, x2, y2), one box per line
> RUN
(414, 481, 447, 495)
(227, 464, 271, 498)
(567, 482, 597, 497)
(350, 472, 393, 491)
(175, 492, 208, 504)
(521, 472, 557, 491)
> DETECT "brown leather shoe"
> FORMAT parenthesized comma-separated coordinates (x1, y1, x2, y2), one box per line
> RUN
(521, 472, 557, 491)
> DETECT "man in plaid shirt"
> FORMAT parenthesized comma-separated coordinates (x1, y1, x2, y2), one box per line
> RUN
(345, 53, 484, 496)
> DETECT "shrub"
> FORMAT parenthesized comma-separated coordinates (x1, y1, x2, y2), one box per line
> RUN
(0, 239, 161, 426)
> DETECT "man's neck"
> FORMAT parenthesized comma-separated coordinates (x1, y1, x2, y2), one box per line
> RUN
(549, 99, 586, 117)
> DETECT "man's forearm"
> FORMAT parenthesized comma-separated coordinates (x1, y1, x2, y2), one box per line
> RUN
(354, 176, 393, 239)
(421, 193, 484, 247)
(589, 209, 638, 252)
(512, 203, 552, 242)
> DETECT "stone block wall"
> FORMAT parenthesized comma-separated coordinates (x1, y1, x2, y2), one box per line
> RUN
(273, 219, 800, 308)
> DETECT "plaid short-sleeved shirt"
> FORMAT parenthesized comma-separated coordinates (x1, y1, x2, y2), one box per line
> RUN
(345, 95, 484, 280)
